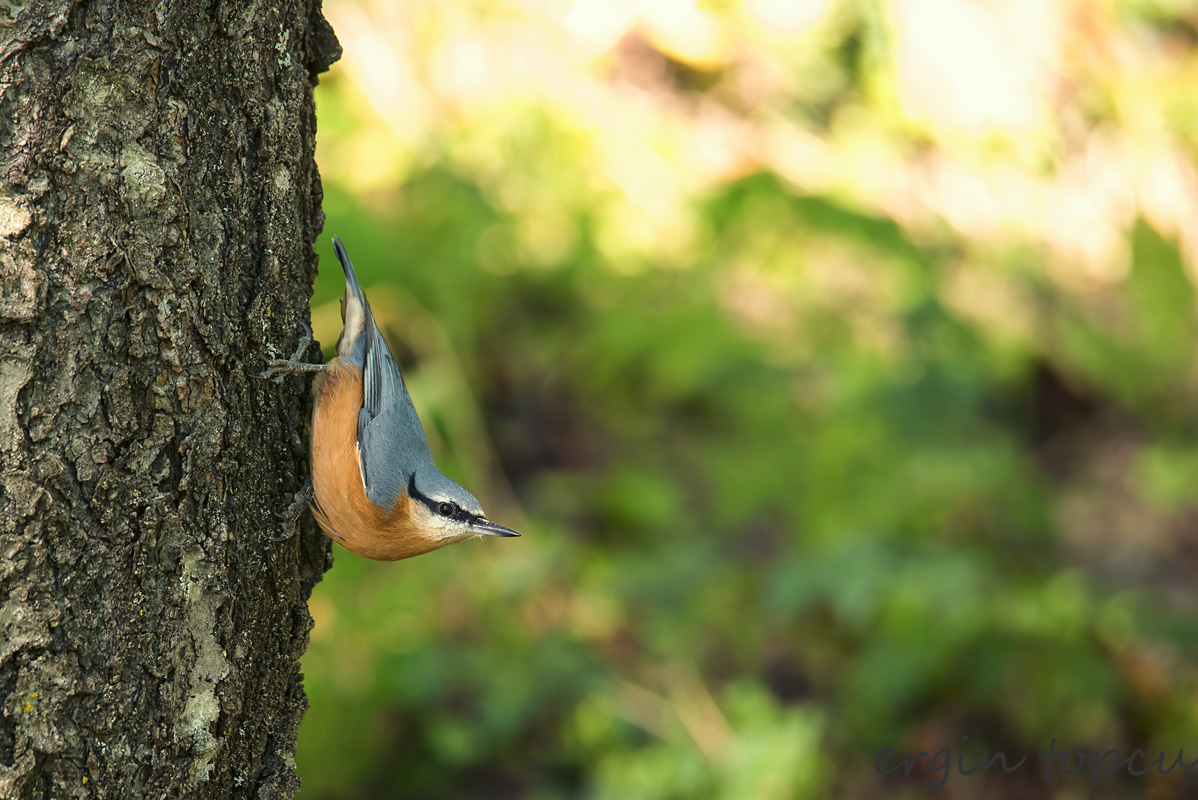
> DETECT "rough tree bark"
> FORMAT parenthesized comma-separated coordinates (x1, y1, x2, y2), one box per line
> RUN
(0, 2, 340, 798)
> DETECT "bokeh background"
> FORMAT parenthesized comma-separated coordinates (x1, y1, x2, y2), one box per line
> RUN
(296, 1, 1198, 797)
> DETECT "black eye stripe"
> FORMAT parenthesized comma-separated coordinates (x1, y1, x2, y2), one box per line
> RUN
(408, 476, 481, 524)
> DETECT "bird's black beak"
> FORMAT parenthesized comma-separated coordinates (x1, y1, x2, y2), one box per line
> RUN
(473, 519, 521, 537)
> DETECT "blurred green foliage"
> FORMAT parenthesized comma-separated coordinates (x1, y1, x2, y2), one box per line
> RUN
(297, 1, 1198, 797)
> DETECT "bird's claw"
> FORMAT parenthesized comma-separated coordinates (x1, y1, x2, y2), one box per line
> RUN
(269, 527, 297, 543)
(252, 322, 329, 382)
(268, 478, 315, 545)
(253, 358, 330, 382)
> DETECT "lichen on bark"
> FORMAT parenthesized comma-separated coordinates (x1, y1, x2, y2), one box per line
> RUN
(0, 1, 341, 797)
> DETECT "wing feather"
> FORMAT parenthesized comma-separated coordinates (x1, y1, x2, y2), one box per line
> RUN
(355, 305, 436, 512)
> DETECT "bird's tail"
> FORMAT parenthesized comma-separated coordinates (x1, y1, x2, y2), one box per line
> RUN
(333, 236, 365, 306)
(331, 236, 373, 364)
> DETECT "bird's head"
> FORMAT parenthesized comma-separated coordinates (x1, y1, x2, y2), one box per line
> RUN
(407, 471, 520, 544)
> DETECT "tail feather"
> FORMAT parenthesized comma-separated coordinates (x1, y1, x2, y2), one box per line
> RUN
(331, 236, 373, 365)
(333, 236, 365, 304)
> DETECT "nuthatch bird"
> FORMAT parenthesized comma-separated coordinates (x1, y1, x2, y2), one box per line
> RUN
(258, 237, 520, 560)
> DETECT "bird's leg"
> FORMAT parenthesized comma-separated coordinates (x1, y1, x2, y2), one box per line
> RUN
(271, 476, 315, 542)
(254, 322, 332, 382)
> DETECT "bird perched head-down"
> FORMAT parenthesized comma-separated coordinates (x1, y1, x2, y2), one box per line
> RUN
(307, 238, 520, 560)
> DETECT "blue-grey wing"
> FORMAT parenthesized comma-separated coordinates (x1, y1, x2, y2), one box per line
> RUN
(356, 309, 436, 513)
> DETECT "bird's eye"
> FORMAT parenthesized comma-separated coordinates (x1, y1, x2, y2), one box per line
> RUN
(437, 502, 456, 517)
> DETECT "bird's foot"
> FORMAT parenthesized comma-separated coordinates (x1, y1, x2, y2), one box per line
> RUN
(270, 477, 315, 542)
(253, 322, 331, 381)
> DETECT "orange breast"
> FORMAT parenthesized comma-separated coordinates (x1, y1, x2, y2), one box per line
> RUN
(310, 361, 446, 561)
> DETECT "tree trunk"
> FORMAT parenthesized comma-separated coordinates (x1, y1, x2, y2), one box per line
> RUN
(0, 2, 340, 798)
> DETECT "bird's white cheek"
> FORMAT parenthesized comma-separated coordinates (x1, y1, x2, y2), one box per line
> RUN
(440, 523, 475, 543)
(435, 519, 476, 544)
(413, 507, 462, 540)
